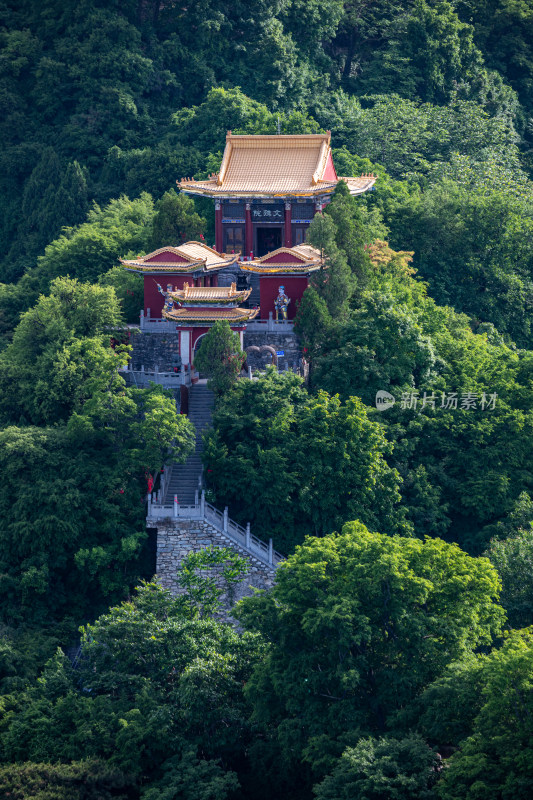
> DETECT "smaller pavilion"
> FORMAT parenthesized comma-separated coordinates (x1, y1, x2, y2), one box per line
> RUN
(120, 241, 238, 318)
(162, 283, 258, 366)
(239, 244, 323, 320)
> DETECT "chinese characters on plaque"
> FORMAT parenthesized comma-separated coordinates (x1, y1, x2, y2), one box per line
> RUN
(251, 206, 284, 221)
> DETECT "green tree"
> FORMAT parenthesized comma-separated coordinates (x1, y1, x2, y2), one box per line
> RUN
(294, 286, 332, 362)
(0, 760, 135, 800)
(35, 193, 155, 290)
(436, 629, 533, 800)
(177, 545, 248, 619)
(194, 320, 245, 395)
(325, 178, 373, 288)
(236, 523, 503, 783)
(485, 512, 533, 628)
(150, 190, 206, 250)
(203, 370, 409, 551)
(362, 0, 485, 104)
(98, 265, 144, 324)
(307, 213, 353, 318)
(315, 734, 440, 800)
(0, 582, 263, 792)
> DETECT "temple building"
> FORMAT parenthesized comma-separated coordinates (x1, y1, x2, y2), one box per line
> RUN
(161, 282, 258, 366)
(239, 244, 323, 320)
(120, 241, 238, 318)
(122, 133, 376, 353)
(177, 132, 376, 257)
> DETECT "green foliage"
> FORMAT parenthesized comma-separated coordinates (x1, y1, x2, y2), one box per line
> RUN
(98, 265, 144, 325)
(0, 582, 263, 794)
(1, 1, 533, 793)
(150, 190, 206, 250)
(203, 369, 410, 551)
(360, 0, 485, 105)
(0, 759, 135, 800)
(177, 546, 249, 619)
(35, 194, 155, 289)
(194, 321, 245, 395)
(436, 628, 533, 800)
(325, 95, 521, 182)
(306, 213, 353, 317)
(485, 510, 533, 628)
(141, 750, 239, 800)
(0, 278, 194, 624)
(314, 734, 440, 800)
(235, 523, 503, 780)
(293, 287, 332, 361)
(387, 182, 533, 346)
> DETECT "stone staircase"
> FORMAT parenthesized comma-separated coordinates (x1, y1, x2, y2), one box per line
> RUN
(163, 382, 214, 505)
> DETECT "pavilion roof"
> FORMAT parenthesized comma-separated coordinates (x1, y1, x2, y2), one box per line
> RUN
(240, 244, 324, 274)
(170, 282, 252, 305)
(162, 307, 258, 324)
(177, 133, 376, 198)
(120, 242, 237, 273)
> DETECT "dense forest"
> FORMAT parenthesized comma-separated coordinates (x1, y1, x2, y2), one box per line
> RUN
(1, 0, 533, 797)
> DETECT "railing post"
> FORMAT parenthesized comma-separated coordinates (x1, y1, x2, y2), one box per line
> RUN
(194, 489, 199, 507)
(140, 309, 144, 329)
(268, 311, 273, 332)
(200, 490, 205, 516)
(248, 365, 252, 379)
(223, 507, 228, 532)
(246, 523, 251, 549)
(174, 494, 178, 518)
(268, 538, 273, 565)
(147, 491, 152, 514)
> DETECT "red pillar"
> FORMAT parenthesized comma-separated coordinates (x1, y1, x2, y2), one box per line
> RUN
(215, 202, 223, 252)
(284, 201, 292, 248)
(245, 202, 253, 259)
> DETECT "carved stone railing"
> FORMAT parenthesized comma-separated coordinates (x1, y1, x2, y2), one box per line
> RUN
(147, 490, 284, 567)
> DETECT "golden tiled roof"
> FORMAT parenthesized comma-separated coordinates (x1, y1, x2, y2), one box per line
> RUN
(178, 242, 236, 271)
(240, 244, 323, 273)
(170, 282, 252, 305)
(162, 307, 259, 323)
(291, 244, 323, 261)
(177, 133, 377, 198)
(120, 243, 238, 272)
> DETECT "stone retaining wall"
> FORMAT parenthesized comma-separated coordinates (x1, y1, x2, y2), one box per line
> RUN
(156, 517, 277, 618)
(243, 331, 302, 370)
(128, 328, 180, 372)
(127, 327, 302, 373)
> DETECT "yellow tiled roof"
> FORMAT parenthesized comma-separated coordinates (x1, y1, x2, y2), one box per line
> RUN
(120, 243, 237, 272)
(178, 241, 236, 270)
(162, 307, 259, 323)
(240, 244, 323, 273)
(291, 244, 322, 261)
(170, 282, 252, 304)
(177, 133, 377, 197)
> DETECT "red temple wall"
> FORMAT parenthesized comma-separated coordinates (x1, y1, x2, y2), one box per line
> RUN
(323, 152, 338, 181)
(259, 275, 309, 320)
(261, 252, 305, 265)
(143, 274, 196, 316)
(145, 252, 189, 263)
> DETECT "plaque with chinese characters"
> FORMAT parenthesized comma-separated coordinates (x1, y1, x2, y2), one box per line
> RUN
(251, 205, 285, 222)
